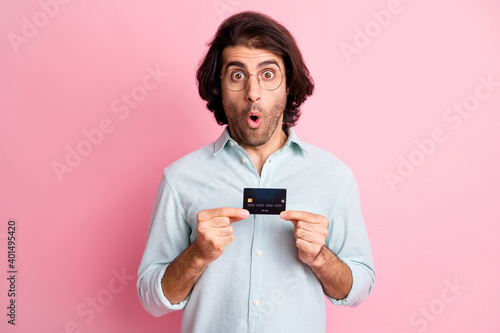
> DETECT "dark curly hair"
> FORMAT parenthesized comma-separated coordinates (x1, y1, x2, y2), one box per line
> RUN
(196, 11, 314, 128)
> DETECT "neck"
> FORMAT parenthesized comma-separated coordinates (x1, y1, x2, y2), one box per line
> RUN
(240, 127, 288, 176)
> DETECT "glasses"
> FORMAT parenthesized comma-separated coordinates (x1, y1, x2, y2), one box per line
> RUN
(221, 67, 286, 92)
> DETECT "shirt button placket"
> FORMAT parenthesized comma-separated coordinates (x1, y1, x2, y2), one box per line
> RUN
(248, 213, 270, 332)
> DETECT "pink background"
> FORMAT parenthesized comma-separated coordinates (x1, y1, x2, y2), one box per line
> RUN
(1, 0, 499, 332)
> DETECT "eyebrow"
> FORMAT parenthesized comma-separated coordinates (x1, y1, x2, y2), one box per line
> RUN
(225, 59, 281, 71)
(257, 60, 281, 69)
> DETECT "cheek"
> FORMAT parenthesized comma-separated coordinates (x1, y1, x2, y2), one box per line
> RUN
(272, 90, 288, 109)
(221, 96, 231, 111)
(221, 86, 228, 100)
(222, 92, 243, 111)
(221, 96, 237, 117)
(220, 90, 229, 107)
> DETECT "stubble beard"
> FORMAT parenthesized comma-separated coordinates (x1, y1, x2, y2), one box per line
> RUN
(223, 96, 287, 147)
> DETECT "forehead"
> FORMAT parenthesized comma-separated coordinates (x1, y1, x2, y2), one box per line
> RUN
(222, 46, 284, 70)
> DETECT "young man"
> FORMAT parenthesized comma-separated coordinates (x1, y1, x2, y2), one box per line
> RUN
(137, 11, 375, 333)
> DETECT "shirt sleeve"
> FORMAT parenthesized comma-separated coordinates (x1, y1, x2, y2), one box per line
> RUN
(325, 170, 375, 307)
(136, 170, 192, 316)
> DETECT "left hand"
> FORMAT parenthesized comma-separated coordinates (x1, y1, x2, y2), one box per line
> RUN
(280, 211, 329, 266)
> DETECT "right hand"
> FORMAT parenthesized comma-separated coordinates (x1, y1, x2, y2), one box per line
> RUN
(194, 208, 249, 263)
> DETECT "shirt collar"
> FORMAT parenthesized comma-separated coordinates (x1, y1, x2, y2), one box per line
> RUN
(213, 126, 308, 156)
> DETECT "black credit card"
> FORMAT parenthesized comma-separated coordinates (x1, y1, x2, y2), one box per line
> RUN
(243, 188, 287, 215)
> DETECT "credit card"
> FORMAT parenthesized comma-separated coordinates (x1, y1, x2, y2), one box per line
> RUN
(243, 188, 287, 215)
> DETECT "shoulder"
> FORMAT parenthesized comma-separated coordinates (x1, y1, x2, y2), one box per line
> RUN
(288, 128, 353, 178)
(297, 140, 354, 179)
(162, 142, 216, 179)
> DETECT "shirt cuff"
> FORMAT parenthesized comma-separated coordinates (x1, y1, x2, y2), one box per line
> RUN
(326, 260, 373, 307)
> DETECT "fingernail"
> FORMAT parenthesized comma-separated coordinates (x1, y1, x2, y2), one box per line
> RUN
(280, 212, 287, 218)
(242, 210, 249, 217)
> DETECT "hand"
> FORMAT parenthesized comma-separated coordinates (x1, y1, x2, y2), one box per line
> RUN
(194, 208, 249, 263)
(280, 211, 329, 266)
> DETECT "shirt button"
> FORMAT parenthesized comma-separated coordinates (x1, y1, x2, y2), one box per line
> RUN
(253, 300, 260, 306)
(241, 157, 247, 163)
(230, 141, 235, 146)
(256, 250, 263, 256)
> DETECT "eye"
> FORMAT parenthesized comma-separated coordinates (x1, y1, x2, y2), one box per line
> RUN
(261, 70, 275, 80)
(230, 71, 246, 81)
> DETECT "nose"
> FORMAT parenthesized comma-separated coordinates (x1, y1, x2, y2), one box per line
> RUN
(245, 74, 261, 103)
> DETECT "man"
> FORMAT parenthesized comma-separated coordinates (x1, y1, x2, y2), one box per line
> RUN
(137, 11, 375, 333)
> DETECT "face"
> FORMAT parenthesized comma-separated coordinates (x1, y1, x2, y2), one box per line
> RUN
(221, 46, 288, 148)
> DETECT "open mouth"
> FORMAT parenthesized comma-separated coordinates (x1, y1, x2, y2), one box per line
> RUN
(247, 112, 262, 128)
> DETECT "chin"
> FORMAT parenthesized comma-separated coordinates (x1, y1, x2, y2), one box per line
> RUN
(240, 131, 272, 147)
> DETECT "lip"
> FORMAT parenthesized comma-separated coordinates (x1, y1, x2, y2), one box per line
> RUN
(246, 111, 262, 128)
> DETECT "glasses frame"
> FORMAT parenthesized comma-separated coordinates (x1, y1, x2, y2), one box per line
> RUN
(220, 67, 286, 92)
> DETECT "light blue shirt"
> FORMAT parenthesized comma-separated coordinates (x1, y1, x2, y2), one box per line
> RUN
(137, 127, 375, 333)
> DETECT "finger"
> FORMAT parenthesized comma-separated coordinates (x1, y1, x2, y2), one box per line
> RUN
(223, 234, 234, 246)
(295, 227, 327, 245)
(206, 216, 231, 228)
(206, 235, 234, 252)
(280, 210, 330, 227)
(295, 238, 321, 256)
(198, 208, 250, 222)
(228, 214, 249, 224)
(296, 220, 328, 234)
(280, 211, 321, 223)
(216, 226, 233, 237)
(295, 237, 312, 249)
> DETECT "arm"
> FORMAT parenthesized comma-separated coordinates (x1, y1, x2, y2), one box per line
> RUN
(280, 211, 352, 299)
(308, 245, 352, 299)
(137, 172, 250, 315)
(280, 173, 375, 305)
(161, 208, 249, 304)
(160, 242, 209, 304)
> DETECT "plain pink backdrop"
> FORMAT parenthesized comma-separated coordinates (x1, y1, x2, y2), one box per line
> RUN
(1, 0, 499, 332)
